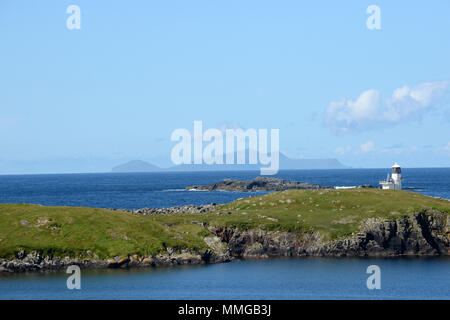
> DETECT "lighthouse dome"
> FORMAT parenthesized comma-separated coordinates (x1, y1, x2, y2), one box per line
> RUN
(391, 163, 401, 174)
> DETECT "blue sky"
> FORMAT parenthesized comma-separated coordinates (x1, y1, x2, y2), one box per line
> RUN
(0, 0, 449, 173)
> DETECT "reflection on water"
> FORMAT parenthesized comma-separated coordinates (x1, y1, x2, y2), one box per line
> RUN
(1, 257, 449, 300)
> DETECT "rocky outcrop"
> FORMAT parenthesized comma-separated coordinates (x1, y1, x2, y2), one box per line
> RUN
(210, 226, 303, 259)
(1, 210, 448, 273)
(311, 210, 450, 256)
(0, 248, 219, 273)
(209, 210, 449, 258)
(117, 203, 217, 215)
(186, 177, 330, 192)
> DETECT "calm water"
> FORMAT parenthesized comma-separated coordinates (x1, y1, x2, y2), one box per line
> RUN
(0, 258, 449, 299)
(0, 168, 449, 209)
(0, 168, 449, 300)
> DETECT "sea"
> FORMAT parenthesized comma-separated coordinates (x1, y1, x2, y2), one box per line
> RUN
(0, 168, 449, 300)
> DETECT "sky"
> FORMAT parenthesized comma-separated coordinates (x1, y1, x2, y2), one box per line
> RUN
(0, 0, 449, 174)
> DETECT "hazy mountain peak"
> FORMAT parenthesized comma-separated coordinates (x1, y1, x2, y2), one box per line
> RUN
(111, 160, 160, 173)
(111, 152, 349, 173)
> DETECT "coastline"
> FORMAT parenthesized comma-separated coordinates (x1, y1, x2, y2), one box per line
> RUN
(1, 184, 449, 274)
(1, 204, 449, 273)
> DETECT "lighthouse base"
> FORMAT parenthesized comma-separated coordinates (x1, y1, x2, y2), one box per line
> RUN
(379, 181, 401, 190)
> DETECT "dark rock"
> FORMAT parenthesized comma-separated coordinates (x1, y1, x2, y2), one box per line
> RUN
(211, 210, 449, 259)
(186, 177, 330, 192)
(1, 209, 448, 273)
(121, 203, 217, 215)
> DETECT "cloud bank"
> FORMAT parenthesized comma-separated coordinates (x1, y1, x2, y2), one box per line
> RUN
(325, 81, 449, 134)
(360, 141, 375, 153)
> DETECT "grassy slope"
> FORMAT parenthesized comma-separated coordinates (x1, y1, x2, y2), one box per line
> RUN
(0, 189, 449, 259)
(0, 205, 208, 259)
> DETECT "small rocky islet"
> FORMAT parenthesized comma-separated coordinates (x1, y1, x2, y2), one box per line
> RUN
(185, 177, 331, 191)
(185, 176, 374, 191)
(0, 178, 449, 273)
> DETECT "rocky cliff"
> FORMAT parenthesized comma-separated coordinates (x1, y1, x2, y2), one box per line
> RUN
(206, 209, 449, 259)
(1, 209, 448, 273)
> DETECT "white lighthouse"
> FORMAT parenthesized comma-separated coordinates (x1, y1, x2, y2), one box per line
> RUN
(379, 163, 402, 190)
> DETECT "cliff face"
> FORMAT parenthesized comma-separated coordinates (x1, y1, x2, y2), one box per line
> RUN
(1, 210, 448, 273)
(315, 210, 449, 256)
(207, 210, 449, 259)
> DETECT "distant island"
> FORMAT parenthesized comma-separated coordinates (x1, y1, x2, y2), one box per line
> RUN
(111, 160, 160, 173)
(111, 153, 349, 173)
(186, 177, 331, 191)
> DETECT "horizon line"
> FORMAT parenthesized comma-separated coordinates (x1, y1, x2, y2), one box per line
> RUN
(1, 167, 450, 176)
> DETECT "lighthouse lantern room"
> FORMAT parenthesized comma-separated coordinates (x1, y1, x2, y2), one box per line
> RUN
(379, 163, 402, 190)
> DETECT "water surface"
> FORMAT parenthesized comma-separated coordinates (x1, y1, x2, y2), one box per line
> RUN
(0, 258, 449, 300)
(0, 168, 448, 210)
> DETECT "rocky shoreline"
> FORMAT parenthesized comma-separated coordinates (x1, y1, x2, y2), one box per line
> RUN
(185, 177, 331, 191)
(214, 209, 450, 258)
(114, 203, 218, 215)
(1, 208, 448, 273)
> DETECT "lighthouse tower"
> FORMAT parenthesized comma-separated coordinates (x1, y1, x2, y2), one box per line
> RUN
(391, 163, 402, 190)
(379, 163, 402, 190)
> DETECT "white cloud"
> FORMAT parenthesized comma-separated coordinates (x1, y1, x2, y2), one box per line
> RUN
(380, 144, 419, 155)
(445, 142, 450, 151)
(360, 141, 375, 152)
(325, 81, 449, 134)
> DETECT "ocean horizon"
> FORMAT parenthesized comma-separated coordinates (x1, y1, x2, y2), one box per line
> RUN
(1, 168, 448, 210)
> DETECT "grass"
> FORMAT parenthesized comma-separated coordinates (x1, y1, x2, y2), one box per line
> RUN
(0, 204, 208, 259)
(0, 189, 449, 259)
(200, 188, 450, 239)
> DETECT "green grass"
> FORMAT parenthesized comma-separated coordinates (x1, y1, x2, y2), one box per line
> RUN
(0, 204, 208, 259)
(200, 188, 450, 240)
(0, 189, 449, 259)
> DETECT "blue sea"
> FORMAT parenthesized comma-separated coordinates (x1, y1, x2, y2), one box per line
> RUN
(0, 168, 449, 209)
(0, 168, 449, 300)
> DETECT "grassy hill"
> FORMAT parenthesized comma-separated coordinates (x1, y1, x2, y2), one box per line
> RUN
(0, 189, 449, 260)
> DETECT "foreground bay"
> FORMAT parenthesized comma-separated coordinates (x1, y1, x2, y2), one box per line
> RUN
(1, 257, 449, 299)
